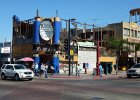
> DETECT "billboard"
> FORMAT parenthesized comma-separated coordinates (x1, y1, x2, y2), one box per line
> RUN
(1, 47, 10, 53)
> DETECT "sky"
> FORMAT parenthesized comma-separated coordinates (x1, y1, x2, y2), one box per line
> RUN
(0, 0, 140, 42)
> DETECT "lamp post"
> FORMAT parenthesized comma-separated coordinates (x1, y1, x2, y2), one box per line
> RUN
(68, 18, 76, 76)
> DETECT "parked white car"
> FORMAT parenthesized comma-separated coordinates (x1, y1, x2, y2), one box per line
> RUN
(1, 64, 34, 81)
(126, 63, 140, 78)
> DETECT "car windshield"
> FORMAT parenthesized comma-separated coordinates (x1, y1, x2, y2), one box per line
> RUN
(133, 64, 140, 68)
(14, 65, 26, 69)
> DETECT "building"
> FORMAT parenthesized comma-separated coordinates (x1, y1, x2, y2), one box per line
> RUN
(107, 22, 140, 67)
(77, 21, 140, 71)
(12, 13, 61, 73)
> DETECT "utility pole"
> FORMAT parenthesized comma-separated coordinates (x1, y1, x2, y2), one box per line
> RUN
(68, 19, 76, 76)
(96, 29, 100, 76)
(68, 19, 71, 76)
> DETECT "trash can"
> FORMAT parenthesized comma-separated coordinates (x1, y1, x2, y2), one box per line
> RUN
(93, 68, 96, 75)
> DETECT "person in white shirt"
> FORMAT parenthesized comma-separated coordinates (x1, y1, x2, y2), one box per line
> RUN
(34, 63, 39, 76)
(50, 65, 54, 75)
(40, 63, 45, 77)
(76, 64, 82, 76)
(44, 64, 48, 78)
(99, 63, 103, 77)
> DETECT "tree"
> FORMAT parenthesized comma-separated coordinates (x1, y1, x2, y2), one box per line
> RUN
(105, 38, 128, 74)
(134, 43, 140, 63)
(105, 38, 140, 68)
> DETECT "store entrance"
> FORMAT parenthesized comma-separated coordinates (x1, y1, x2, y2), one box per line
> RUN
(100, 62, 113, 75)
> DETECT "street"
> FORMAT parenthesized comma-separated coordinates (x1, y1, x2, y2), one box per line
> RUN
(0, 77, 140, 100)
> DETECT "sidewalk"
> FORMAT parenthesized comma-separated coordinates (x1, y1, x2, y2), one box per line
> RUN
(34, 71, 126, 80)
(49, 74, 81, 80)
(93, 71, 126, 80)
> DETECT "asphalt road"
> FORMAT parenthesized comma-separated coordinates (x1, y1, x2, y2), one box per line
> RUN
(0, 77, 140, 100)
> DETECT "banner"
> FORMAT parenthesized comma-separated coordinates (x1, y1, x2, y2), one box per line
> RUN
(1, 47, 10, 53)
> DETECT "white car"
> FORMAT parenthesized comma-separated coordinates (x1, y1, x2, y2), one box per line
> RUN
(126, 63, 140, 78)
(1, 64, 34, 81)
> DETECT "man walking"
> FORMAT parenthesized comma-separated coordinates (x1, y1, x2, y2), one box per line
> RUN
(76, 64, 82, 76)
(34, 63, 39, 76)
(99, 63, 103, 77)
(44, 64, 48, 78)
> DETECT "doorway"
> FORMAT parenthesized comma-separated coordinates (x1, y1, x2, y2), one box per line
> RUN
(100, 62, 112, 75)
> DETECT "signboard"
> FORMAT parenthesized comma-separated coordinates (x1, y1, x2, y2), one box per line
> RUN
(78, 50, 96, 73)
(78, 41, 95, 47)
(127, 38, 140, 43)
(77, 41, 96, 73)
(1, 47, 10, 53)
(40, 19, 54, 41)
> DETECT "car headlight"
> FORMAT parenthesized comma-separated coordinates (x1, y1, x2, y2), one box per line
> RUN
(122, 67, 126, 71)
(136, 70, 139, 72)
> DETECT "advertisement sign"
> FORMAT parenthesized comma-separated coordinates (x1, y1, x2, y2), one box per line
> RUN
(1, 47, 10, 53)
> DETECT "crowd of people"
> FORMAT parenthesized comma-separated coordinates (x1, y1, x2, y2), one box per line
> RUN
(31, 62, 114, 78)
(33, 63, 54, 78)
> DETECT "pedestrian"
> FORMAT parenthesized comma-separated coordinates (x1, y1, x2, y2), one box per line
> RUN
(34, 63, 39, 76)
(99, 63, 103, 77)
(44, 64, 48, 78)
(40, 63, 45, 77)
(31, 63, 34, 71)
(76, 64, 82, 76)
(116, 65, 118, 75)
(50, 65, 54, 75)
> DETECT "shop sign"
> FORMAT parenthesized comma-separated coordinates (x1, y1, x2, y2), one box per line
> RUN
(127, 38, 140, 43)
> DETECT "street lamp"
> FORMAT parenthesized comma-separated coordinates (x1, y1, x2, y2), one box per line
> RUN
(68, 18, 76, 76)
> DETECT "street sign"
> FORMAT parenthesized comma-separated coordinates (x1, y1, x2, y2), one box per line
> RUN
(70, 49, 74, 55)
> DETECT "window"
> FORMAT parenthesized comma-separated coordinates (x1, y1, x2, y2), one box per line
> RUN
(137, 31, 140, 38)
(14, 65, 26, 69)
(1, 65, 6, 69)
(131, 30, 135, 37)
(135, 30, 137, 38)
(9, 66, 14, 70)
(5, 65, 13, 69)
(123, 28, 129, 36)
(133, 64, 140, 68)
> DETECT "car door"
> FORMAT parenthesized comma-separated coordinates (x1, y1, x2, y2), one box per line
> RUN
(9, 65, 15, 77)
(5, 65, 14, 77)
(4, 65, 11, 77)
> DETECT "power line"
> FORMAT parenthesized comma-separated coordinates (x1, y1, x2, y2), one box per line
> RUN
(89, 14, 129, 21)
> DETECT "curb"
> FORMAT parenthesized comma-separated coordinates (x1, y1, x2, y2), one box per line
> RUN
(93, 75, 126, 80)
(47, 75, 81, 80)
(34, 74, 126, 80)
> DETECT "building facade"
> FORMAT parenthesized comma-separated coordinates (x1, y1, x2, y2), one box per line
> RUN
(108, 22, 140, 66)
(12, 14, 61, 73)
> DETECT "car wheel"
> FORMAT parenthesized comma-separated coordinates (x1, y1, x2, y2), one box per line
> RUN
(28, 78, 33, 81)
(14, 74, 20, 81)
(127, 74, 131, 78)
(1, 73, 6, 80)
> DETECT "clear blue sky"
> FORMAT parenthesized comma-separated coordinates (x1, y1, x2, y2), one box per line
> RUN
(0, 0, 140, 42)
